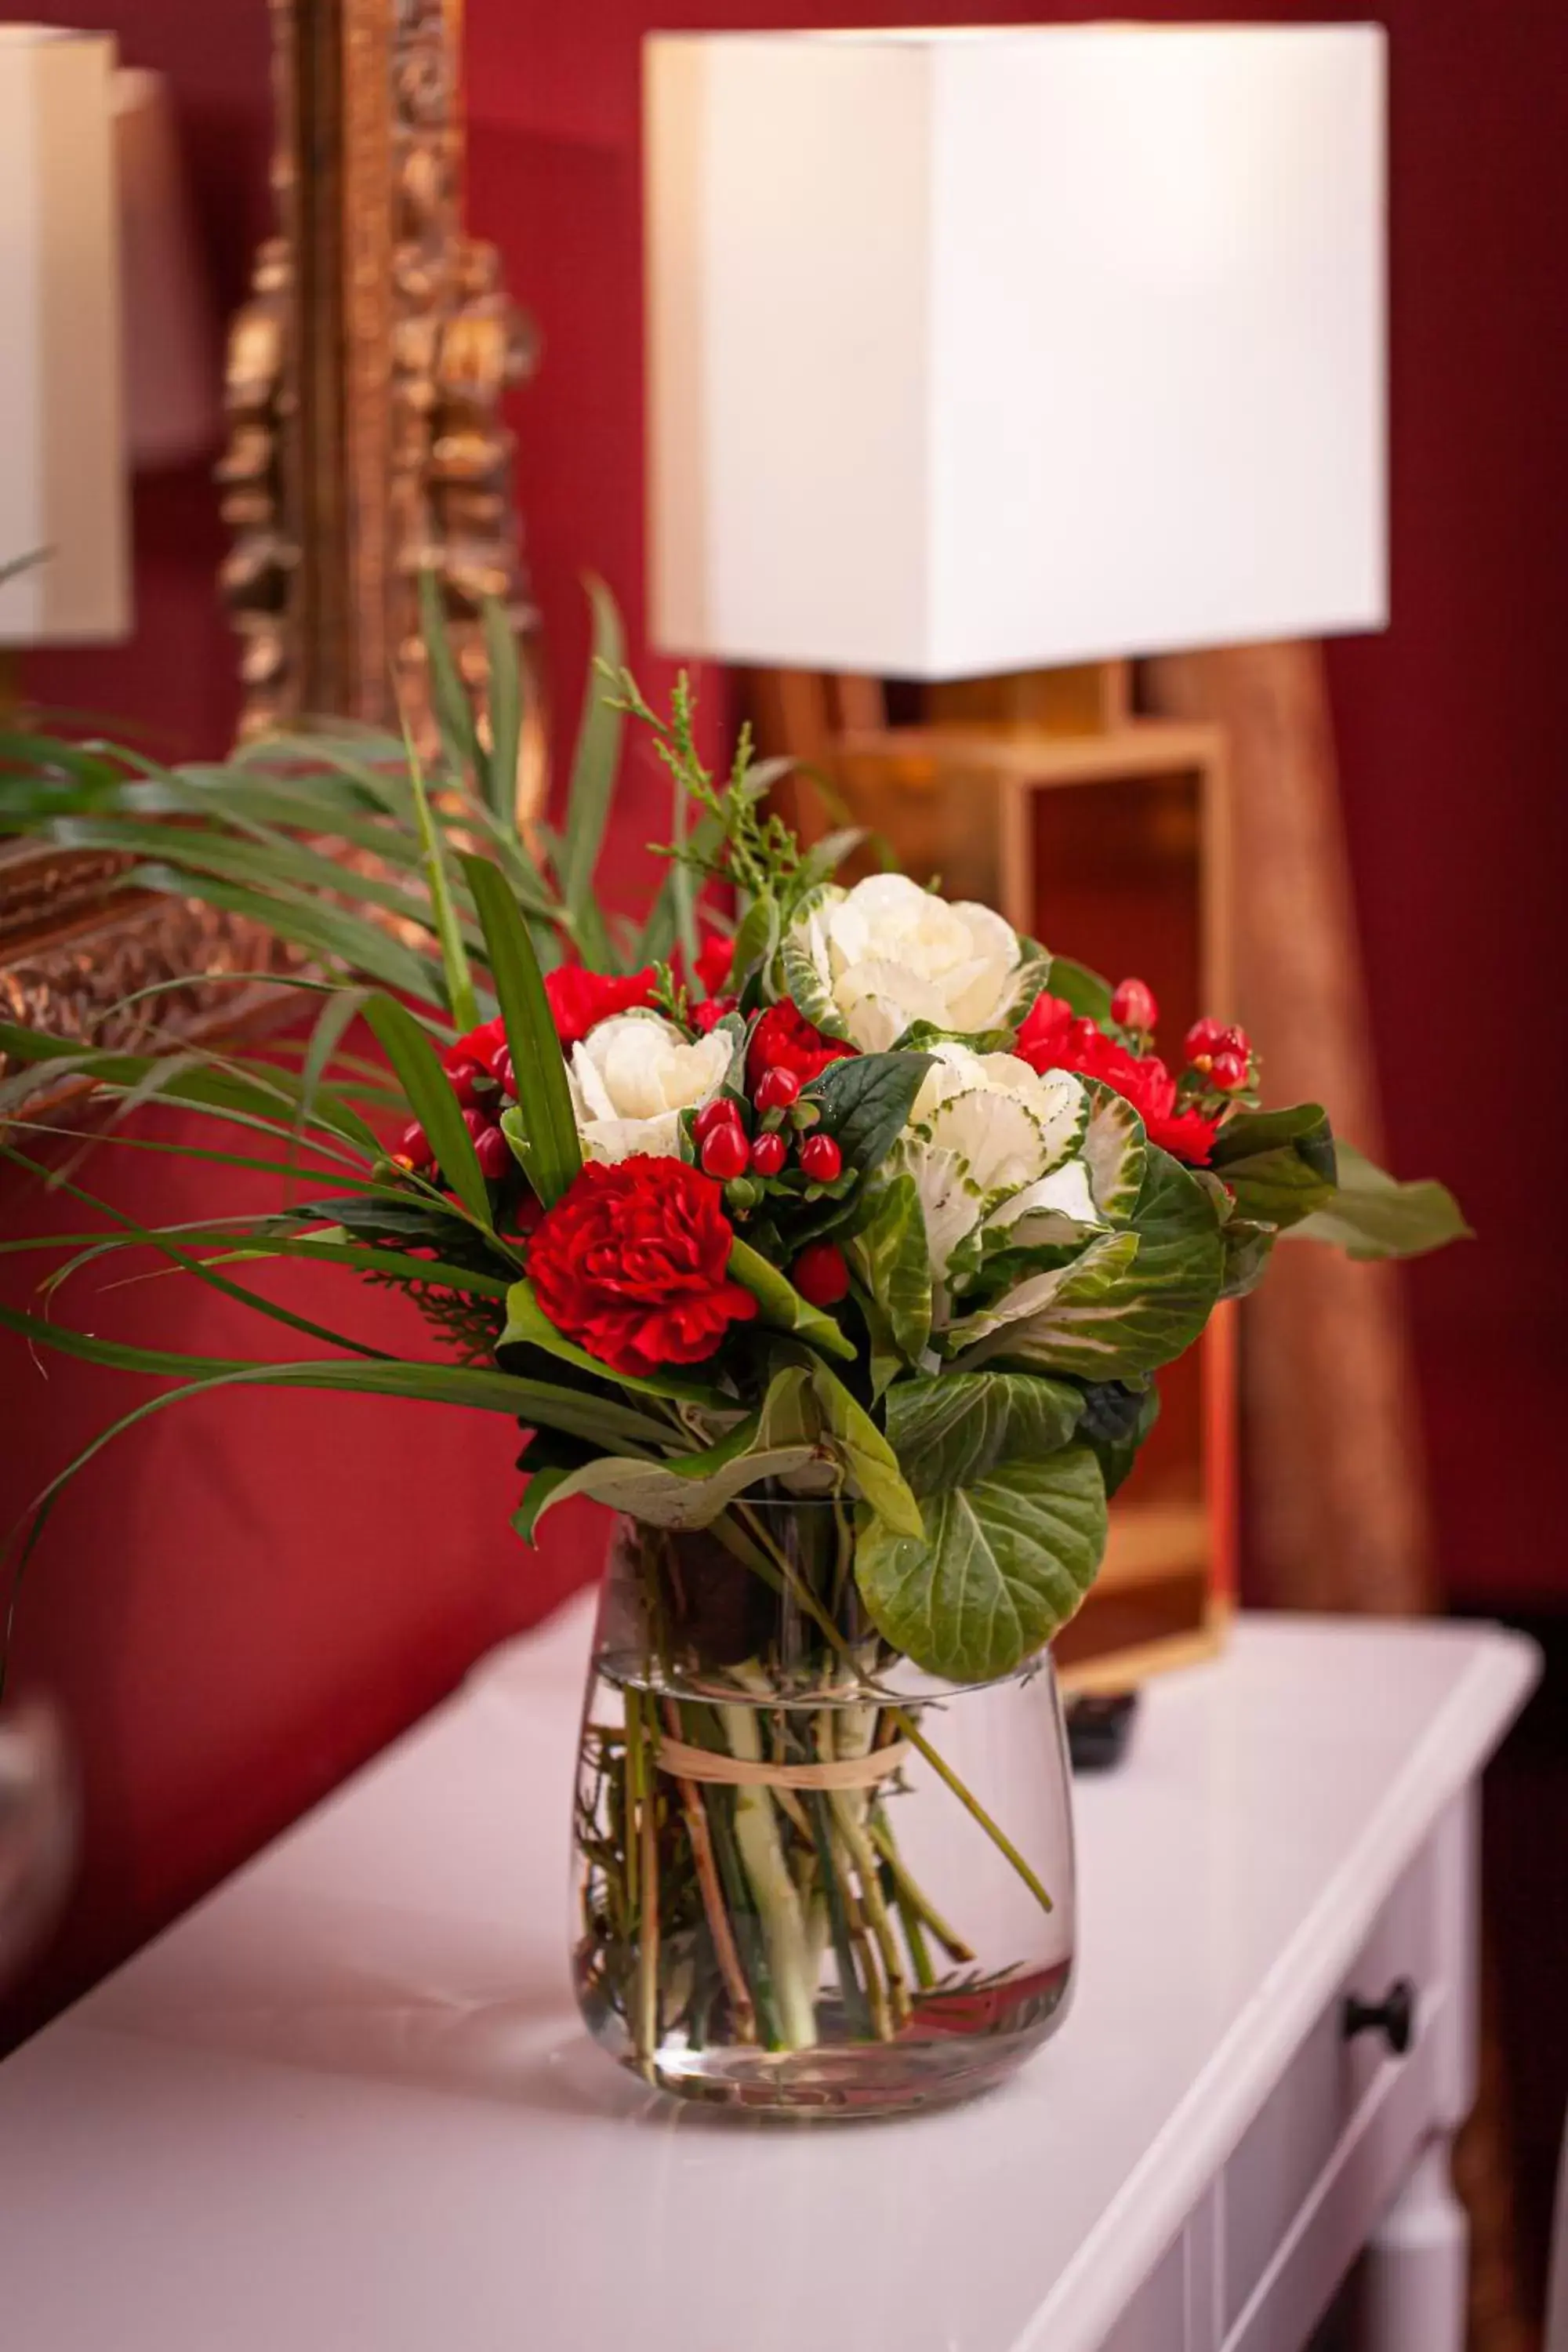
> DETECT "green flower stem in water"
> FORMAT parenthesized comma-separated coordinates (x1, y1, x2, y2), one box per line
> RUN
(869, 1807, 975, 1966)
(717, 1700, 820, 2051)
(890, 1706, 1053, 1915)
(626, 1690, 661, 2074)
(821, 1708, 910, 2027)
(719, 1501, 1057, 1922)
(805, 1790, 869, 2042)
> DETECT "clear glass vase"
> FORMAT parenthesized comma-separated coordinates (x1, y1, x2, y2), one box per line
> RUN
(571, 1498, 1077, 2116)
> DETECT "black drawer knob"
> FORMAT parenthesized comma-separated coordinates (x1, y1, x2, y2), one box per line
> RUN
(1342, 1977, 1416, 2055)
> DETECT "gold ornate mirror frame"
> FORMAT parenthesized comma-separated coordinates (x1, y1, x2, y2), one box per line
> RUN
(2, 0, 539, 1062)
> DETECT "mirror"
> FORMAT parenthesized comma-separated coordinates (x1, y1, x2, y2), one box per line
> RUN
(1, 0, 539, 1065)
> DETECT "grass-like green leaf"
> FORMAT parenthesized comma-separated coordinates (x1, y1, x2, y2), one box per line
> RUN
(460, 854, 582, 1207)
(481, 596, 524, 829)
(557, 577, 625, 960)
(0, 1148, 394, 1363)
(418, 568, 484, 783)
(403, 724, 480, 1030)
(361, 993, 490, 1227)
(119, 861, 452, 1011)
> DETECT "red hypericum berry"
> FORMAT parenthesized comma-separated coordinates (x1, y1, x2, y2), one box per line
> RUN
(700, 1121, 751, 1181)
(444, 1056, 486, 1107)
(791, 1241, 850, 1308)
(1111, 978, 1159, 1033)
(474, 1122, 512, 1179)
(750, 1130, 788, 1178)
(394, 1120, 433, 1171)
(1210, 1048, 1250, 1093)
(494, 1049, 515, 1097)
(754, 1065, 802, 1113)
(1184, 1016, 1229, 1068)
(461, 1105, 489, 1141)
(799, 1131, 843, 1183)
(693, 1097, 740, 1144)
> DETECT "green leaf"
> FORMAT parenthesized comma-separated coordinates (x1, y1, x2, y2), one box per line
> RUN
(0, 1022, 376, 1159)
(803, 1049, 931, 1178)
(1076, 1381, 1160, 1499)
(512, 1466, 572, 1545)
(1002, 951, 1054, 1026)
(525, 1419, 820, 1534)
(843, 1172, 931, 1391)
(362, 993, 491, 1228)
(460, 853, 583, 1207)
(856, 1444, 1106, 1682)
(558, 577, 626, 950)
(0, 1306, 678, 1542)
(801, 1359, 923, 1538)
(418, 568, 484, 782)
(728, 1236, 856, 1362)
(884, 1370, 1084, 1497)
(1219, 1216, 1277, 1300)
(496, 1278, 734, 1406)
(779, 924, 851, 1040)
(480, 596, 524, 829)
(119, 862, 451, 1010)
(949, 1147, 1224, 1381)
(1287, 1138, 1472, 1261)
(729, 891, 780, 995)
(1209, 1102, 1338, 1229)
(1041, 955, 1113, 1022)
(1080, 1079, 1148, 1221)
(404, 727, 480, 1032)
(795, 826, 866, 894)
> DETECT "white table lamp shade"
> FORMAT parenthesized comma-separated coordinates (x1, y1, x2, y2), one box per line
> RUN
(0, 25, 129, 645)
(646, 26, 1387, 679)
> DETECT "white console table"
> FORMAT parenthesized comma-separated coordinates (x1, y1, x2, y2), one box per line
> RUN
(0, 1606, 1535, 2352)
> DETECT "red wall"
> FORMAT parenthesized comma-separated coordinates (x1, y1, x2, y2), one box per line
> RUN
(5, 0, 1564, 2036)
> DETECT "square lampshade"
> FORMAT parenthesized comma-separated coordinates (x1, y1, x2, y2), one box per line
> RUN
(0, 24, 129, 645)
(646, 25, 1387, 680)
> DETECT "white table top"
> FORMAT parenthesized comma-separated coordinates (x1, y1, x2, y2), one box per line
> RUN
(0, 1603, 1536, 2352)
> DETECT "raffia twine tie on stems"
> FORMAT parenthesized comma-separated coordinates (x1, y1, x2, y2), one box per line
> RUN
(652, 1735, 913, 1793)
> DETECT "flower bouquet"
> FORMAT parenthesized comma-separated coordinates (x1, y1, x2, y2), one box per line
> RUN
(0, 604, 1465, 2113)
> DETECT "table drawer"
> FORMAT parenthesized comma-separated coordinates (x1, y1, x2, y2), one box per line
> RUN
(1220, 1796, 1472, 2352)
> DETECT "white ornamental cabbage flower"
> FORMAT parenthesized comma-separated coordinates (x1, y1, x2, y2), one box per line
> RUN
(789, 873, 1027, 1051)
(567, 1010, 731, 1163)
(897, 1044, 1103, 1326)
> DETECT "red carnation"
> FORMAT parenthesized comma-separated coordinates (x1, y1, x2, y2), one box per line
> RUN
(527, 1158, 757, 1378)
(694, 931, 735, 999)
(544, 963, 660, 1050)
(1016, 993, 1218, 1167)
(691, 993, 739, 1034)
(446, 1013, 509, 1081)
(746, 1001, 858, 1093)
